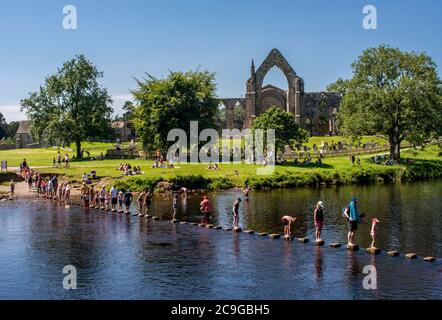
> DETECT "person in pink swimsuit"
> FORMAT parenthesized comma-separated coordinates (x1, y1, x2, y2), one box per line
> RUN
(370, 218, 380, 248)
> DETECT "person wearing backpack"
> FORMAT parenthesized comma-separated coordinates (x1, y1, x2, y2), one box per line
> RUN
(343, 197, 361, 246)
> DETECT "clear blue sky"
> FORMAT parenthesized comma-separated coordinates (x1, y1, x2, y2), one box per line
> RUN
(1, 0, 441, 121)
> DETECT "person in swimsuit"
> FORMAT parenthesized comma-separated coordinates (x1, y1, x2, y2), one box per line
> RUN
(105, 192, 111, 211)
(314, 201, 325, 241)
(370, 218, 380, 248)
(232, 198, 241, 229)
(281, 215, 297, 238)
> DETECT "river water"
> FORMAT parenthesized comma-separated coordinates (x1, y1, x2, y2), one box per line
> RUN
(0, 180, 441, 299)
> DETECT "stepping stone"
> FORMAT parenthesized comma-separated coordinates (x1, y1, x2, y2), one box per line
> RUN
(64, 205, 71, 209)
(269, 234, 281, 239)
(330, 243, 341, 248)
(366, 247, 381, 255)
(90, 206, 95, 209)
(283, 235, 292, 241)
(152, 216, 159, 220)
(118, 210, 124, 214)
(144, 215, 152, 218)
(224, 227, 233, 231)
(191, 222, 199, 226)
(346, 244, 360, 251)
(314, 239, 325, 246)
(243, 230, 255, 234)
(258, 232, 268, 237)
(405, 253, 417, 260)
(387, 251, 399, 257)
(233, 227, 242, 232)
(111, 209, 117, 212)
(298, 238, 309, 244)
(205, 224, 215, 229)
(100, 207, 105, 210)
(424, 256, 436, 262)
(213, 226, 223, 230)
(179, 221, 188, 225)
(171, 219, 179, 224)
(198, 223, 206, 227)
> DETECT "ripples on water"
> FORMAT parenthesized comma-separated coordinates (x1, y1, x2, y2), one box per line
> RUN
(0, 180, 441, 299)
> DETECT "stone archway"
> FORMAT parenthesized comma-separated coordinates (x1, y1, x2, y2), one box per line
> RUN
(244, 48, 304, 128)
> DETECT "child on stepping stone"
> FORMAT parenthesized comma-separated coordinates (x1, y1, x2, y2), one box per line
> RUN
(314, 201, 325, 241)
(370, 218, 380, 248)
(172, 193, 179, 221)
(281, 215, 297, 238)
(232, 198, 241, 229)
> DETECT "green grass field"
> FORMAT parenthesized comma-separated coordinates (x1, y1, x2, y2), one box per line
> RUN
(1, 138, 440, 191)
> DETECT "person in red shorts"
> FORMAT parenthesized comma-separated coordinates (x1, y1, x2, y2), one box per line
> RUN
(314, 201, 325, 241)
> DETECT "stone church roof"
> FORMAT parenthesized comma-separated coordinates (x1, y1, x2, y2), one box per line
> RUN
(16, 120, 32, 134)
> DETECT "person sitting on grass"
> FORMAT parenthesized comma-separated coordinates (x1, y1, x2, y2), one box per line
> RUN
(281, 215, 297, 238)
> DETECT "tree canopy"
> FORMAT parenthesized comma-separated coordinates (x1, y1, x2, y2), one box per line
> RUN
(328, 45, 442, 160)
(131, 70, 219, 154)
(251, 106, 309, 155)
(21, 55, 113, 158)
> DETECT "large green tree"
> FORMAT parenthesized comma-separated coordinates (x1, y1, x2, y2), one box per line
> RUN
(251, 106, 309, 155)
(21, 55, 113, 158)
(329, 45, 442, 160)
(131, 70, 218, 153)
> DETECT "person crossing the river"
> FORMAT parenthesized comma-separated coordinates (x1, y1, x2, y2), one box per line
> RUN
(314, 201, 325, 241)
(110, 186, 118, 211)
(137, 189, 147, 216)
(123, 189, 133, 214)
(9, 179, 15, 199)
(343, 197, 362, 246)
(281, 215, 297, 238)
(200, 196, 212, 223)
(172, 193, 179, 221)
(232, 198, 241, 229)
(143, 189, 153, 217)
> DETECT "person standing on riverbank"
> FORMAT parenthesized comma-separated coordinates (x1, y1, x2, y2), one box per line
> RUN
(9, 179, 15, 198)
(281, 215, 297, 238)
(200, 196, 212, 223)
(344, 197, 361, 246)
(314, 201, 325, 241)
(232, 198, 241, 229)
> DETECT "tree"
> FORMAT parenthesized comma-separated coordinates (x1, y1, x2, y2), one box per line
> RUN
(21, 55, 113, 158)
(131, 70, 218, 154)
(251, 107, 309, 155)
(0, 113, 7, 139)
(328, 45, 442, 160)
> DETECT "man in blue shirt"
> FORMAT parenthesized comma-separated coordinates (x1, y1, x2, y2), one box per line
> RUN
(344, 197, 360, 246)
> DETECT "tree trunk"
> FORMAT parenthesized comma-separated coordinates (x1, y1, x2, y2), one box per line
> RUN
(389, 135, 401, 161)
(76, 140, 82, 159)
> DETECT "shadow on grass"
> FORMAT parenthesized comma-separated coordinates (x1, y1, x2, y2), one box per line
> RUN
(277, 162, 334, 169)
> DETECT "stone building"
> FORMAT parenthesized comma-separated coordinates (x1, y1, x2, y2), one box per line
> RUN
(219, 48, 341, 136)
(111, 120, 133, 142)
(15, 120, 35, 149)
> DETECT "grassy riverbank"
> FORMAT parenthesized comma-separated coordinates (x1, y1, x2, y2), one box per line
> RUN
(1, 140, 440, 192)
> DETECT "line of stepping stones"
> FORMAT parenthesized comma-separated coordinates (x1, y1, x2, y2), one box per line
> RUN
(67, 201, 437, 263)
